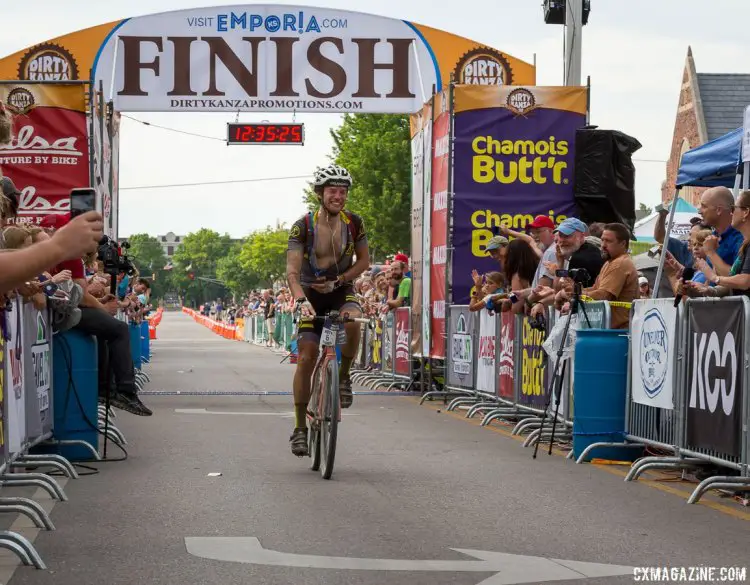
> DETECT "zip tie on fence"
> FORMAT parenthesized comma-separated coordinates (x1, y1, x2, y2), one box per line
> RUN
(580, 295, 632, 309)
(572, 430, 626, 437)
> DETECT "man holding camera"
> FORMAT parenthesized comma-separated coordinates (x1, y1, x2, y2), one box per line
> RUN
(44, 217, 152, 417)
(555, 223, 639, 329)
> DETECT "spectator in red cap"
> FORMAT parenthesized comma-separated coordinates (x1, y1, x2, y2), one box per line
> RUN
(496, 215, 556, 259)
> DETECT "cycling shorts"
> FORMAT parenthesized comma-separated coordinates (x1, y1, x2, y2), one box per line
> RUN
(298, 284, 361, 344)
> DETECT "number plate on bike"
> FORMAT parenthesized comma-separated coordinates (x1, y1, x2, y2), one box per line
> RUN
(321, 326, 336, 346)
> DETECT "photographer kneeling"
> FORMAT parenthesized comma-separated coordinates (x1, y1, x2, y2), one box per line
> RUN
(42, 216, 152, 417)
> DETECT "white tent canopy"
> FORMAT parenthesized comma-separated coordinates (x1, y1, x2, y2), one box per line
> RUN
(633, 198, 699, 243)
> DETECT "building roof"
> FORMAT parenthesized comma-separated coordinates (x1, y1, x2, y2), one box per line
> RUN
(696, 73, 750, 140)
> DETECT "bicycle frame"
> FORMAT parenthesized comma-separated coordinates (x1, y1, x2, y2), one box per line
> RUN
(307, 316, 344, 426)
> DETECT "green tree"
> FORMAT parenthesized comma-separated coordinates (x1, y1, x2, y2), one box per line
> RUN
(239, 227, 289, 286)
(638, 202, 653, 216)
(217, 243, 262, 296)
(125, 233, 171, 298)
(172, 229, 233, 305)
(307, 113, 412, 258)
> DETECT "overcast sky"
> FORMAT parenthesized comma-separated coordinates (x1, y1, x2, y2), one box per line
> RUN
(1, 0, 747, 238)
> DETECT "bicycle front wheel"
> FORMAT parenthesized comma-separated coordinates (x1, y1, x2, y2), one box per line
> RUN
(320, 357, 339, 480)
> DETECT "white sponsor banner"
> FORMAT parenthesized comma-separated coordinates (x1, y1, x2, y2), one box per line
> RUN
(476, 311, 496, 393)
(421, 116, 432, 356)
(630, 299, 677, 410)
(94, 5, 439, 113)
(5, 297, 26, 453)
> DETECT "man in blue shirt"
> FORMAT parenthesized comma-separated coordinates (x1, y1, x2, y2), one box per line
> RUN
(698, 187, 743, 275)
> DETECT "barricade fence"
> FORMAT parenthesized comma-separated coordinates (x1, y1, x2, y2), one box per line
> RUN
(0, 300, 162, 569)
(184, 298, 749, 502)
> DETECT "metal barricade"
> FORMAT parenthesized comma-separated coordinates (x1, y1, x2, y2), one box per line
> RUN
(439, 306, 479, 408)
(0, 299, 83, 569)
(577, 298, 681, 464)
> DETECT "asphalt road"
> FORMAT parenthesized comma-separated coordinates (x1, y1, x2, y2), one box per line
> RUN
(5, 311, 750, 585)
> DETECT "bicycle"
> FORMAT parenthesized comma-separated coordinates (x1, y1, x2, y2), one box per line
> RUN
(293, 307, 375, 479)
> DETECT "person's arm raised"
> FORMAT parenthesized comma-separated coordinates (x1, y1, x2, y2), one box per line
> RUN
(0, 212, 103, 294)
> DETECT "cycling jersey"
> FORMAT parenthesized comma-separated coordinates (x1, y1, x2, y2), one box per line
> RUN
(287, 210, 367, 287)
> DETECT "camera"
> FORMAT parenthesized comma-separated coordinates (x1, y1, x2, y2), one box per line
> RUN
(555, 267, 590, 283)
(647, 244, 662, 259)
(97, 235, 136, 277)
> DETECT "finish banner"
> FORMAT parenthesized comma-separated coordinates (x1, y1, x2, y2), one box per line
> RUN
(0, 6, 535, 114)
(451, 86, 587, 303)
(0, 83, 89, 225)
(686, 300, 744, 458)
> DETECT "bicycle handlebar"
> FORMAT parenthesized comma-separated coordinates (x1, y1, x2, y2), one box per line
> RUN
(293, 308, 376, 329)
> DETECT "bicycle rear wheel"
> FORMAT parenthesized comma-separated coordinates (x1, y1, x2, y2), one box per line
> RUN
(320, 357, 339, 480)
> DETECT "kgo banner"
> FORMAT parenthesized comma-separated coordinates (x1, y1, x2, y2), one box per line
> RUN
(451, 86, 587, 303)
(0, 83, 89, 225)
(630, 299, 677, 411)
(686, 300, 744, 458)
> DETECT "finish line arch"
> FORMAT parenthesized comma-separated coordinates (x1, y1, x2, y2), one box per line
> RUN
(0, 5, 535, 114)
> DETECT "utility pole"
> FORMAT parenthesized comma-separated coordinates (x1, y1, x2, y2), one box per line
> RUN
(564, 0, 584, 86)
(543, 1, 589, 86)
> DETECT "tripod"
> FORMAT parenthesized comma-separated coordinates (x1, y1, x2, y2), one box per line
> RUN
(101, 270, 119, 460)
(532, 281, 591, 459)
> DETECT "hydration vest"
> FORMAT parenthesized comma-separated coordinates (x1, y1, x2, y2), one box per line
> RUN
(303, 210, 360, 277)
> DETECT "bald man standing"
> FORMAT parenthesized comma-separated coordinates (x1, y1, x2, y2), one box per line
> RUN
(698, 186, 743, 276)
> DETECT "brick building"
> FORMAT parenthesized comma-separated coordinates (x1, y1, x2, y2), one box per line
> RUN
(661, 47, 750, 205)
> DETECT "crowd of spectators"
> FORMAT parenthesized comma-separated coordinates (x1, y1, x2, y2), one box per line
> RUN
(202, 253, 414, 340)
(0, 103, 152, 418)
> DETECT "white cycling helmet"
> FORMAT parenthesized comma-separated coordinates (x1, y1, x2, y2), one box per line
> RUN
(313, 164, 353, 189)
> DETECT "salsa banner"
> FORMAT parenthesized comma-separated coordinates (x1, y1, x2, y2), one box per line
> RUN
(446, 306, 476, 391)
(498, 312, 515, 399)
(394, 308, 410, 377)
(430, 91, 450, 358)
(451, 86, 587, 303)
(0, 6, 534, 114)
(0, 83, 89, 225)
(686, 300, 744, 458)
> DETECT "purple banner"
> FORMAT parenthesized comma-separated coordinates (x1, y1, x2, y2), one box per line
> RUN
(451, 86, 587, 304)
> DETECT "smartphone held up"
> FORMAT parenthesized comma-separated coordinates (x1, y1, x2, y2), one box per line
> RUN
(69, 188, 97, 219)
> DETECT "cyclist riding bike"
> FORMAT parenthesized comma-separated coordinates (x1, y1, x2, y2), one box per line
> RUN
(286, 164, 370, 457)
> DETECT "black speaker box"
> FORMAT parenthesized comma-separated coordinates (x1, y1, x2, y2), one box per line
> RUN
(573, 126, 642, 234)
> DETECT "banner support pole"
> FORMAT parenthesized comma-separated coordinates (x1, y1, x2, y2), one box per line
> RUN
(444, 77, 455, 363)
(652, 189, 680, 299)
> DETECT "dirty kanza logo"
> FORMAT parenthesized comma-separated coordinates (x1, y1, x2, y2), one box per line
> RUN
(453, 47, 513, 86)
(18, 43, 79, 81)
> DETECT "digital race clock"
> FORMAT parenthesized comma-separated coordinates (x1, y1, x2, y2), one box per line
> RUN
(226, 123, 305, 145)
